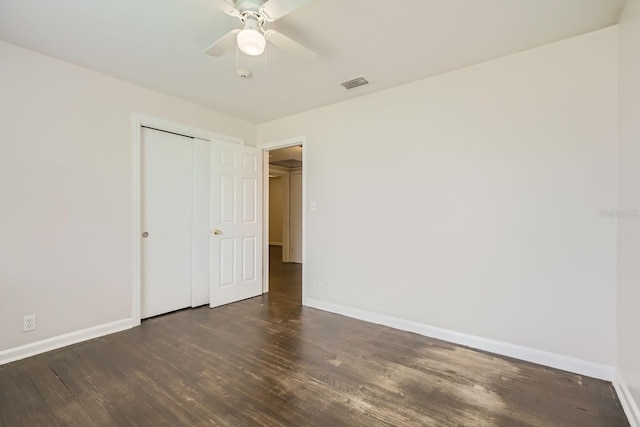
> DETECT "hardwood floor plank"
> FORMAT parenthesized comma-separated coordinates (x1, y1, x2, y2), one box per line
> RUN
(20, 360, 96, 426)
(0, 365, 60, 426)
(0, 246, 630, 426)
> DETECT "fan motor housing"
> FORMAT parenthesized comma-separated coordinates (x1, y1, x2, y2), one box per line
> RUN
(235, 0, 264, 14)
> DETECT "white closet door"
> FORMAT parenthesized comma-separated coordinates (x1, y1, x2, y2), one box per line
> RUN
(141, 127, 193, 318)
(191, 139, 211, 307)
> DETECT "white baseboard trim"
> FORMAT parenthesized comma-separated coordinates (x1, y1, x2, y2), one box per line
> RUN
(0, 318, 136, 365)
(304, 298, 615, 381)
(614, 370, 640, 427)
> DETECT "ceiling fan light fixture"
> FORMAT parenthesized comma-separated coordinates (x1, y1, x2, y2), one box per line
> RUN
(237, 18, 266, 56)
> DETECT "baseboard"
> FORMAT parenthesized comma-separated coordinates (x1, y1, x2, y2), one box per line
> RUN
(614, 370, 640, 427)
(0, 318, 136, 365)
(304, 298, 615, 381)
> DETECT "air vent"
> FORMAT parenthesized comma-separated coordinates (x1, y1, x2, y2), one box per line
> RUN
(341, 76, 369, 89)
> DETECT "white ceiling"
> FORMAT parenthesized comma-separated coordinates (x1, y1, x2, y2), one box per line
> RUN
(0, 0, 627, 123)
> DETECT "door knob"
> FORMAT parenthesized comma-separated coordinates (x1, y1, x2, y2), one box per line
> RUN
(212, 229, 222, 235)
(142, 231, 149, 238)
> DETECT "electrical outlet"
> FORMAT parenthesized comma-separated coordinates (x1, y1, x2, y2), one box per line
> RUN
(318, 281, 325, 293)
(23, 315, 36, 332)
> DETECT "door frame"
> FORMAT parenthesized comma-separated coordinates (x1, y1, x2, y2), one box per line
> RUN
(131, 113, 244, 325)
(258, 136, 307, 301)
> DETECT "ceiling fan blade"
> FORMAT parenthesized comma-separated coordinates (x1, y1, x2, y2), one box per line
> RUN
(264, 29, 317, 60)
(259, 0, 315, 22)
(204, 29, 240, 57)
(209, 0, 241, 17)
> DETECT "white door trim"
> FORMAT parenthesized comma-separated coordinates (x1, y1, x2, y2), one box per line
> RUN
(259, 137, 302, 151)
(258, 136, 306, 300)
(263, 152, 270, 292)
(132, 113, 244, 325)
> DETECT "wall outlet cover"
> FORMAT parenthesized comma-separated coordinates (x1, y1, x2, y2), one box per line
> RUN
(23, 315, 36, 332)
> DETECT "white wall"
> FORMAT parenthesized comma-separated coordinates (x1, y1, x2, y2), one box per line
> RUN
(0, 41, 256, 353)
(258, 28, 618, 369)
(289, 169, 303, 263)
(617, 0, 640, 420)
(269, 176, 284, 245)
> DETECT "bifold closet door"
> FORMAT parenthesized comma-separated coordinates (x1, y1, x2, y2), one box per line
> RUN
(141, 127, 194, 318)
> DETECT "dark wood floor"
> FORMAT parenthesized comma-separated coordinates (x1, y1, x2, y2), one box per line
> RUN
(0, 246, 629, 426)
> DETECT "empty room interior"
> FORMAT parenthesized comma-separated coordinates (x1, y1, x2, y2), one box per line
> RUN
(1, 0, 640, 425)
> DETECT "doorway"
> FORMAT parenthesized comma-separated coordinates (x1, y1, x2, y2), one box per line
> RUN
(262, 140, 305, 301)
(268, 145, 303, 263)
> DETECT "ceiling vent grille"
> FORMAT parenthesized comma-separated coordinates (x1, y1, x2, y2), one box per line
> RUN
(341, 76, 369, 89)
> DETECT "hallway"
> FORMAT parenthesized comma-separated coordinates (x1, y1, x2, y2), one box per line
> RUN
(267, 244, 302, 305)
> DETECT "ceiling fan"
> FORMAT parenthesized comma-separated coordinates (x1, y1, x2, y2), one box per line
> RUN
(205, 0, 318, 59)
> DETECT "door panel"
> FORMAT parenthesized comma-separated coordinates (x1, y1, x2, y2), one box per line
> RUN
(211, 141, 263, 307)
(243, 178, 256, 221)
(141, 128, 193, 318)
(220, 238, 235, 286)
(221, 175, 236, 222)
(243, 236, 256, 281)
